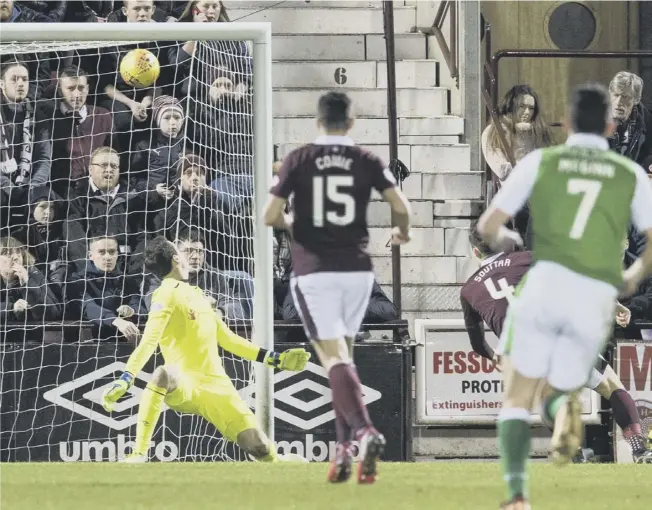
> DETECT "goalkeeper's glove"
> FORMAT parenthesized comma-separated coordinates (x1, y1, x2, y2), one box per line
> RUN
(263, 348, 311, 371)
(102, 372, 134, 412)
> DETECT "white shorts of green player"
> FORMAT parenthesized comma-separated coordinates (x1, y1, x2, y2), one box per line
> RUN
(500, 260, 617, 392)
(497, 260, 618, 467)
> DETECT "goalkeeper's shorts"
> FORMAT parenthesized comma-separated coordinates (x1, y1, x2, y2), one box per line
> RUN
(165, 372, 258, 442)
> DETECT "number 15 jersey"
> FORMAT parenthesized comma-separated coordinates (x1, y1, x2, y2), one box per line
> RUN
(492, 133, 652, 289)
(270, 135, 397, 276)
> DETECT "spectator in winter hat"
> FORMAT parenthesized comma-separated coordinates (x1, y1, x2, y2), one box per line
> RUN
(130, 95, 185, 224)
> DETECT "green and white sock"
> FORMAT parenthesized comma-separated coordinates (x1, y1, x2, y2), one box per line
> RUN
(497, 408, 531, 500)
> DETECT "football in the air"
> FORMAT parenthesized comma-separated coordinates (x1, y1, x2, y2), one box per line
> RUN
(120, 49, 160, 88)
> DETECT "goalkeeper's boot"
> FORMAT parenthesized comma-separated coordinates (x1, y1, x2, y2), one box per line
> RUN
(327, 443, 353, 483)
(356, 427, 385, 485)
(120, 453, 148, 464)
(550, 393, 583, 466)
(500, 495, 531, 510)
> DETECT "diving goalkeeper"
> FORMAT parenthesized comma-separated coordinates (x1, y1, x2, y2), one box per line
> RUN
(102, 236, 310, 463)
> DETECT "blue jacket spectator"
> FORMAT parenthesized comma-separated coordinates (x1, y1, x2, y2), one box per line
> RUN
(66, 236, 142, 341)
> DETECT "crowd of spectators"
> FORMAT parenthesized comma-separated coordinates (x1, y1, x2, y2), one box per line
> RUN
(0, 0, 401, 341)
(482, 70, 652, 324)
(0, 0, 261, 340)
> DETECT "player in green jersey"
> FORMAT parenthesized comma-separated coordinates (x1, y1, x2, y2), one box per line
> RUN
(478, 84, 652, 510)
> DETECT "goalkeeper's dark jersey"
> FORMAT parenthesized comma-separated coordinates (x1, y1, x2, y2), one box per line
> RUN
(460, 251, 532, 358)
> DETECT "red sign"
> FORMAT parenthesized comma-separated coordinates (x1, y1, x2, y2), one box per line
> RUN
(618, 345, 652, 391)
(432, 351, 496, 375)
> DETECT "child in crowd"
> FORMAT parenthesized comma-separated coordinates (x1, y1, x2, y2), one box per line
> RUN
(129, 95, 185, 222)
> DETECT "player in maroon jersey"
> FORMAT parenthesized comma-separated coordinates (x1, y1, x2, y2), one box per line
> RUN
(264, 91, 412, 483)
(463, 222, 652, 463)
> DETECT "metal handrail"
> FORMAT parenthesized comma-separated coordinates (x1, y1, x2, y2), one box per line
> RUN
(383, 1, 402, 324)
(416, 0, 459, 87)
(490, 49, 652, 111)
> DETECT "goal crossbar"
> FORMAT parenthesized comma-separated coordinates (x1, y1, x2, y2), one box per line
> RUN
(1, 22, 275, 440)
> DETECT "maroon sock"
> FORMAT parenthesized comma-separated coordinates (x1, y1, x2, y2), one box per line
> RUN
(328, 363, 372, 435)
(610, 389, 642, 439)
(333, 405, 352, 444)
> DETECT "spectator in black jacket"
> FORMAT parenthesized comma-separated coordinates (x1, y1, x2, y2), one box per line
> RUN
(106, 0, 171, 22)
(129, 94, 183, 224)
(170, 1, 251, 99)
(11, 187, 69, 295)
(152, 154, 226, 267)
(0, 236, 61, 321)
(98, 1, 169, 135)
(66, 235, 142, 341)
(608, 72, 652, 166)
(44, 66, 116, 197)
(65, 146, 144, 270)
(0, 3, 53, 100)
(16, 1, 67, 21)
(0, 59, 53, 231)
(178, 230, 252, 321)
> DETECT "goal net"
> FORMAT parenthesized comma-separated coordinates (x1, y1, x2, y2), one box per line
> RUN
(0, 23, 272, 462)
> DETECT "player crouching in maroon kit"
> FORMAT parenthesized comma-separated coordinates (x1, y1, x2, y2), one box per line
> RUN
(463, 222, 652, 464)
(264, 91, 412, 483)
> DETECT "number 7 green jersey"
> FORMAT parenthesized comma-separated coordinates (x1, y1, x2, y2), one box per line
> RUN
(491, 133, 652, 288)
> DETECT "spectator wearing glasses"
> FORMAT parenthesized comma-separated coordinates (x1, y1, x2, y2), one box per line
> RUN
(0, 59, 53, 231)
(65, 147, 144, 271)
(178, 230, 253, 321)
(44, 66, 115, 198)
(0, 236, 62, 322)
(66, 235, 142, 341)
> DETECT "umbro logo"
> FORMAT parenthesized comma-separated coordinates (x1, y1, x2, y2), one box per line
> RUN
(43, 361, 167, 430)
(238, 362, 382, 430)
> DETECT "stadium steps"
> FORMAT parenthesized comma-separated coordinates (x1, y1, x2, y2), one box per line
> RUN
(233, 0, 475, 329)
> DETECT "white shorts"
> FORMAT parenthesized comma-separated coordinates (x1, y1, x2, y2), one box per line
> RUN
(501, 261, 617, 392)
(290, 271, 374, 341)
(585, 355, 608, 390)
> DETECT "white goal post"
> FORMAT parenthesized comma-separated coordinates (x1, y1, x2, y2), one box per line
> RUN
(1, 22, 274, 442)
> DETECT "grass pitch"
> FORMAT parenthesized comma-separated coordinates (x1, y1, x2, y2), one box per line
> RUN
(1, 462, 650, 510)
